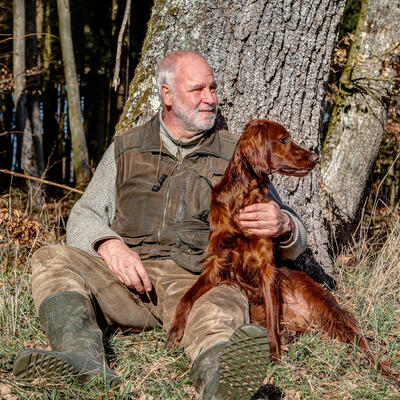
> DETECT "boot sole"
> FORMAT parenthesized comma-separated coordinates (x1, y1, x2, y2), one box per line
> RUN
(13, 348, 121, 386)
(216, 324, 270, 399)
(13, 349, 81, 383)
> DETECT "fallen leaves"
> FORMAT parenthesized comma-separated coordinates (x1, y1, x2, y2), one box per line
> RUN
(0, 207, 55, 269)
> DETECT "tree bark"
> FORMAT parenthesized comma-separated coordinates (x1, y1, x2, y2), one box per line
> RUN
(321, 0, 400, 229)
(57, 0, 91, 187)
(26, 0, 45, 174)
(117, 0, 346, 282)
(12, 0, 26, 172)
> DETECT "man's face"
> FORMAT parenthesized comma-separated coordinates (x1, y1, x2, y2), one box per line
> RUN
(168, 56, 218, 135)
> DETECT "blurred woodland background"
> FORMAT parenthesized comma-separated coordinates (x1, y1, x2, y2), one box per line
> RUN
(0, 0, 398, 223)
(1, 0, 400, 398)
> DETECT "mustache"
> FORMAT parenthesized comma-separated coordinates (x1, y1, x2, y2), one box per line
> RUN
(195, 105, 217, 113)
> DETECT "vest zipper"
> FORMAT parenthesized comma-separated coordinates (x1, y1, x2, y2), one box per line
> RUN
(157, 159, 183, 244)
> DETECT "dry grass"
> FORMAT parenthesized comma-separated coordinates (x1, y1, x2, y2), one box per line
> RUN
(0, 191, 399, 399)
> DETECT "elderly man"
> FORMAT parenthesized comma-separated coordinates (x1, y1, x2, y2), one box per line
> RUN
(13, 51, 307, 399)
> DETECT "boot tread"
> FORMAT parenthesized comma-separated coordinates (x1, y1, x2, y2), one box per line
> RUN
(216, 324, 270, 399)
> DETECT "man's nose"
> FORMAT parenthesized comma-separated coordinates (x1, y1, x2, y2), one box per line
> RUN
(310, 152, 319, 163)
(202, 88, 217, 105)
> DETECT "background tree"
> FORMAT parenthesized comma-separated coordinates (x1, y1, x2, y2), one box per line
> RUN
(56, 0, 90, 187)
(2, 0, 152, 190)
(12, 0, 26, 173)
(321, 0, 400, 233)
(26, 0, 45, 177)
(117, 0, 347, 281)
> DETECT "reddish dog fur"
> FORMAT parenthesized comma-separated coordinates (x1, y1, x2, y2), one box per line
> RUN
(168, 119, 397, 383)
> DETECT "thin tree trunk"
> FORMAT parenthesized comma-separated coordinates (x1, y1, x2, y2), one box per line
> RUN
(56, 0, 90, 187)
(22, 0, 45, 207)
(0, 94, 13, 174)
(26, 0, 45, 175)
(41, 2, 61, 182)
(105, 0, 120, 146)
(321, 0, 400, 231)
(13, 0, 26, 172)
(117, 0, 346, 282)
(42, 0, 52, 84)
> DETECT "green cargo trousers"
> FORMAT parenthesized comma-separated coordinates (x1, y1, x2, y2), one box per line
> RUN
(31, 245, 250, 361)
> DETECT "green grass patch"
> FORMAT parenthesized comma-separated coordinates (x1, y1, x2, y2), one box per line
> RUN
(1, 196, 399, 399)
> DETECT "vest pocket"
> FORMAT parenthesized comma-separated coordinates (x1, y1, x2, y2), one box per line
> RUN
(170, 222, 209, 272)
(184, 169, 224, 222)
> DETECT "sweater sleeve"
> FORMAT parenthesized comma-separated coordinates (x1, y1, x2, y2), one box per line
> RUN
(268, 184, 307, 261)
(66, 142, 123, 256)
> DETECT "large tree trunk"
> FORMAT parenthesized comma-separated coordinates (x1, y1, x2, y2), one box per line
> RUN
(57, 0, 91, 187)
(117, 0, 346, 282)
(321, 0, 399, 230)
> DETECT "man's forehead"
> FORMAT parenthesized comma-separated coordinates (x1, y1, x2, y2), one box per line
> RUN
(176, 55, 213, 74)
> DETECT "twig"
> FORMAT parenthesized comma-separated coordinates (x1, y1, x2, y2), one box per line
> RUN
(112, 0, 132, 91)
(0, 169, 83, 194)
(352, 77, 397, 84)
(0, 32, 59, 44)
(0, 130, 24, 137)
(371, 42, 400, 59)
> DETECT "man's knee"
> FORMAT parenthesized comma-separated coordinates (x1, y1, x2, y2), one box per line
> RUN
(193, 284, 249, 312)
(31, 245, 62, 269)
(31, 244, 88, 274)
(31, 245, 91, 311)
(180, 284, 250, 361)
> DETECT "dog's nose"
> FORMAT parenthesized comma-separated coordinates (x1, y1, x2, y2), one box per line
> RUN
(310, 152, 319, 163)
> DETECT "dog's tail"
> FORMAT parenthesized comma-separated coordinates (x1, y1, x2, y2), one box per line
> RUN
(318, 297, 398, 385)
(281, 268, 399, 386)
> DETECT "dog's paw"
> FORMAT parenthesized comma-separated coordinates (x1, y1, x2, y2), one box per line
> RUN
(167, 324, 184, 347)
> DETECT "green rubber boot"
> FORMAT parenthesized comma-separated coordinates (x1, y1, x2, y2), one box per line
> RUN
(192, 324, 270, 400)
(13, 291, 121, 385)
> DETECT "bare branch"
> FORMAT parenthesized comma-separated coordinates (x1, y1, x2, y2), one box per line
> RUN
(0, 169, 83, 194)
(0, 32, 59, 44)
(112, 0, 131, 91)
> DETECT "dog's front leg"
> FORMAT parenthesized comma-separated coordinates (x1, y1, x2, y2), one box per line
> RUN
(168, 269, 222, 345)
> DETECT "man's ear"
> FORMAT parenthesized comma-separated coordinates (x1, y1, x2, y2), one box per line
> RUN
(161, 84, 173, 107)
(234, 134, 271, 179)
(236, 120, 273, 178)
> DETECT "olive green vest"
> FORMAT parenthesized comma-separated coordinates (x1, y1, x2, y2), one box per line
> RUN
(111, 115, 237, 272)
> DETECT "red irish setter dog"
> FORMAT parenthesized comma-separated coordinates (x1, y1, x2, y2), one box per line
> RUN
(168, 119, 397, 383)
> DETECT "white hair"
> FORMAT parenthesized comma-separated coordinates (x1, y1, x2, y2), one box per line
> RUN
(155, 50, 207, 104)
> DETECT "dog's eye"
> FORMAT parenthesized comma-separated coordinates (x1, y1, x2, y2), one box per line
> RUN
(279, 136, 288, 144)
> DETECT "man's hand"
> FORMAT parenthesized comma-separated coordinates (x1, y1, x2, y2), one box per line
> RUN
(238, 201, 292, 239)
(97, 238, 152, 293)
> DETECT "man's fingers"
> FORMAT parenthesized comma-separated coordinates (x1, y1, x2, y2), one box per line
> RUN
(135, 263, 152, 292)
(99, 240, 152, 292)
(238, 211, 264, 221)
(239, 217, 278, 228)
(112, 268, 131, 288)
(245, 228, 278, 237)
(108, 258, 146, 293)
(239, 203, 266, 213)
(122, 260, 148, 293)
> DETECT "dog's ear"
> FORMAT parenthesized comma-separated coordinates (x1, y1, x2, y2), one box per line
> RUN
(234, 120, 271, 178)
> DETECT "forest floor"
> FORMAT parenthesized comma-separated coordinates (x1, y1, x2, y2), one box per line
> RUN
(0, 189, 399, 400)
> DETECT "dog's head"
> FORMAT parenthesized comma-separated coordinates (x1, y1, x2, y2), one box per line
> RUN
(233, 119, 318, 179)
